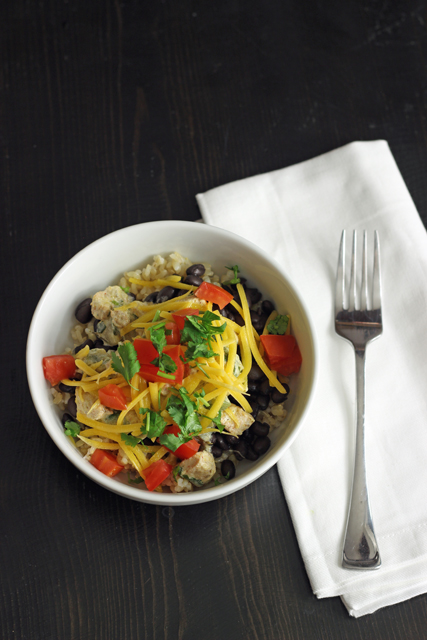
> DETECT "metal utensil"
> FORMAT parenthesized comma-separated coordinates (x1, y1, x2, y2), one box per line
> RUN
(335, 230, 382, 570)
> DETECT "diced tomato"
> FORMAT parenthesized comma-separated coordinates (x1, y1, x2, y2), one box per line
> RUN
(133, 338, 159, 364)
(98, 384, 128, 410)
(135, 342, 184, 385)
(143, 459, 173, 491)
(42, 355, 76, 386)
(161, 424, 200, 459)
(90, 449, 124, 477)
(171, 308, 200, 330)
(165, 321, 180, 345)
(194, 282, 233, 310)
(260, 334, 302, 376)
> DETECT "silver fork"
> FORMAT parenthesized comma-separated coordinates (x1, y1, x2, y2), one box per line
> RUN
(335, 230, 382, 570)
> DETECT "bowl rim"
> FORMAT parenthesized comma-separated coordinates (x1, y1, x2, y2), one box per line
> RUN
(26, 220, 318, 505)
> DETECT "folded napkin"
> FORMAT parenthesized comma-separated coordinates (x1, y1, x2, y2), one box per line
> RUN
(196, 140, 427, 617)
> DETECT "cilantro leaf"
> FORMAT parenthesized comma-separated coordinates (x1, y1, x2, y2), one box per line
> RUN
(267, 314, 289, 335)
(111, 342, 141, 388)
(180, 311, 225, 364)
(149, 323, 167, 355)
(64, 420, 80, 437)
(149, 323, 178, 375)
(120, 286, 130, 293)
(121, 433, 140, 447)
(139, 408, 167, 438)
(210, 410, 224, 432)
(159, 388, 202, 451)
(223, 264, 241, 285)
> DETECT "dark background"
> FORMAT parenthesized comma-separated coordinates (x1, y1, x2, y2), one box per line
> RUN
(2, 1, 427, 638)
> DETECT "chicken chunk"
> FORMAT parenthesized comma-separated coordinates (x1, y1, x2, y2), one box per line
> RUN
(91, 286, 134, 328)
(220, 404, 255, 437)
(178, 451, 216, 487)
(76, 390, 113, 421)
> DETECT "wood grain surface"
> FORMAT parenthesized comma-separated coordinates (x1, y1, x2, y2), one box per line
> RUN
(2, 1, 427, 638)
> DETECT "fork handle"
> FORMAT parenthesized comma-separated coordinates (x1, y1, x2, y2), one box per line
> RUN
(342, 346, 381, 570)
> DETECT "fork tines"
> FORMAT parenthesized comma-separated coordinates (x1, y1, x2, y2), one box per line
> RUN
(335, 230, 382, 317)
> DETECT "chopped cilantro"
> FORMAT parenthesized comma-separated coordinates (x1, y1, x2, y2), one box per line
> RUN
(152, 310, 161, 322)
(111, 342, 141, 388)
(267, 314, 289, 335)
(64, 420, 80, 437)
(139, 408, 167, 439)
(180, 311, 226, 364)
(121, 286, 130, 294)
(194, 389, 209, 409)
(159, 388, 202, 451)
(210, 411, 224, 432)
(121, 433, 140, 447)
(149, 323, 178, 375)
(223, 264, 241, 285)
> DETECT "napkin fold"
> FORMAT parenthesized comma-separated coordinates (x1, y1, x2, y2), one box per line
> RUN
(196, 140, 427, 617)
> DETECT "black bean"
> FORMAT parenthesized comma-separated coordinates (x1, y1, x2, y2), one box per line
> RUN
(70, 372, 82, 381)
(246, 287, 262, 305)
(233, 314, 245, 327)
(247, 379, 259, 394)
(250, 311, 264, 332)
(74, 339, 94, 354)
(224, 434, 239, 446)
(156, 286, 175, 303)
(251, 421, 270, 437)
(58, 382, 76, 394)
(215, 434, 230, 451)
(242, 428, 255, 443)
(184, 275, 203, 287)
(211, 445, 223, 458)
(248, 400, 259, 419)
(75, 298, 92, 324)
(221, 459, 236, 480)
(67, 397, 77, 419)
(234, 440, 247, 459)
(253, 436, 271, 456)
(128, 292, 136, 301)
(93, 339, 104, 349)
(261, 299, 275, 315)
(245, 446, 259, 461)
(93, 318, 99, 332)
(210, 432, 217, 444)
(248, 363, 264, 381)
(142, 437, 153, 446)
(259, 379, 271, 396)
(271, 389, 288, 403)
(105, 344, 119, 351)
(172, 287, 184, 298)
(144, 291, 158, 303)
(256, 394, 270, 410)
(186, 263, 205, 277)
(61, 412, 74, 427)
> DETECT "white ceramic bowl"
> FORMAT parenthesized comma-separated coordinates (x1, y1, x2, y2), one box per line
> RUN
(27, 221, 317, 505)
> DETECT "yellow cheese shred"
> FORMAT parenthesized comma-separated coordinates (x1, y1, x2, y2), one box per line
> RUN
(236, 284, 287, 394)
(77, 435, 119, 450)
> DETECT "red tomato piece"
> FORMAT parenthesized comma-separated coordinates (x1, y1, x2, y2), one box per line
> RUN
(194, 282, 233, 310)
(165, 321, 180, 345)
(260, 334, 302, 376)
(133, 338, 159, 364)
(161, 424, 200, 459)
(136, 344, 184, 385)
(98, 384, 128, 411)
(90, 449, 124, 477)
(171, 308, 200, 330)
(42, 355, 76, 386)
(143, 459, 173, 491)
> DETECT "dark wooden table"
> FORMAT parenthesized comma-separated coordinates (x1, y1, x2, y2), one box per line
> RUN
(3, 1, 427, 638)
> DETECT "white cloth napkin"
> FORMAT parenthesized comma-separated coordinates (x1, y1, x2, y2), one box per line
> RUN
(196, 140, 427, 617)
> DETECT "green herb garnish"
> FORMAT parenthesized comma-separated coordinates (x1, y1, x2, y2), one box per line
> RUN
(223, 264, 241, 285)
(180, 311, 226, 363)
(139, 408, 167, 439)
(121, 286, 130, 294)
(121, 433, 140, 447)
(267, 314, 289, 335)
(127, 472, 144, 484)
(64, 420, 81, 437)
(149, 323, 178, 375)
(159, 388, 202, 452)
(111, 342, 141, 389)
